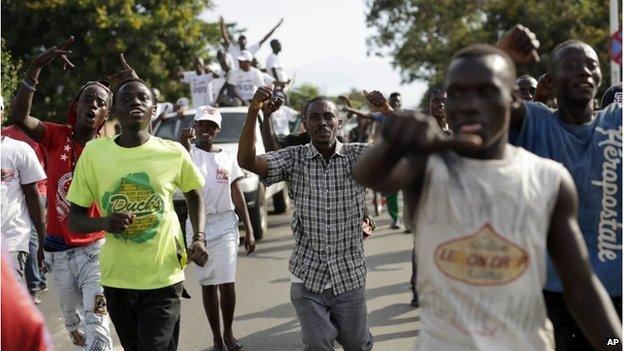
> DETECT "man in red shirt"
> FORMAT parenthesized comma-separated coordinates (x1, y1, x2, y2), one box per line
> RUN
(1, 248, 53, 351)
(10, 36, 117, 350)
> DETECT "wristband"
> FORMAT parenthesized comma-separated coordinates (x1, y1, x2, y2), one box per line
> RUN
(21, 79, 37, 92)
(192, 232, 206, 242)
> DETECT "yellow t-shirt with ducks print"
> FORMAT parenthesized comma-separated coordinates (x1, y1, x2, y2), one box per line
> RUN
(67, 136, 205, 289)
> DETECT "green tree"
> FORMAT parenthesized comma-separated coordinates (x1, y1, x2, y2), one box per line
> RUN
(1, 0, 223, 122)
(1, 37, 23, 118)
(289, 83, 321, 112)
(365, 0, 614, 94)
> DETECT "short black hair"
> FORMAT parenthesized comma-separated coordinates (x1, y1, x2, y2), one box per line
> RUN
(389, 92, 401, 98)
(270, 39, 280, 46)
(452, 44, 517, 85)
(516, 74, 535, 81)
(75, 80, 113, 107)
(114, 78, 156, 104)
(548, 39, 592, 75)
(302, 96, 335, 119)
(428, 88, 446, 100)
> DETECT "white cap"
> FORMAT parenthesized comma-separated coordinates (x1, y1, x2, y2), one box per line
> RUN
(194, 105, 222, 128)
(175, 97, 189, 107)
(236, 50, 253, 62)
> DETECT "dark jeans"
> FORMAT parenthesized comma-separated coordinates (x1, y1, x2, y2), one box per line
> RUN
(25, 228, 46, 293)
(104, 282, 184, 351)
(290, 283, 373, 351)
(544, 290, 622, 351)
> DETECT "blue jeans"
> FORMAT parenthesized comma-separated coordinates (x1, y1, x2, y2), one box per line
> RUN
(290, 284, 373, 351)
(25, 228, 46, 293)
(44, 239, 113, 350)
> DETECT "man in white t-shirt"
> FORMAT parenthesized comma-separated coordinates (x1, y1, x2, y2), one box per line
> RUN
(1, 136, 47, 283)
(266, 39, 289, 83)
(178, 56, 218, 108)
(225, 51, 272, 105)
(270, 105, 299, 137)
(219, 16, 284, 68)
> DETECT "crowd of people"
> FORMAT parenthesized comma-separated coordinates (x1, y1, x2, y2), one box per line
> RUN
(0, 17, 622, 351)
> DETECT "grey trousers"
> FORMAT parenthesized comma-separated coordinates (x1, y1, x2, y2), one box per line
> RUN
(290, 283, 373, 351)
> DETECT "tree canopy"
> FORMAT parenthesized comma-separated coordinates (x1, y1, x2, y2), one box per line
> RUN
(365, 0, 614, 95)
(1, 0, 222, 122)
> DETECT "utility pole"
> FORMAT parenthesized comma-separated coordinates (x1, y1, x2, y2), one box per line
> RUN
(610, 0, 621, 85)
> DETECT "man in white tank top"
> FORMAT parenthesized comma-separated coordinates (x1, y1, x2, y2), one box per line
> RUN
(354, 45, 621, 351)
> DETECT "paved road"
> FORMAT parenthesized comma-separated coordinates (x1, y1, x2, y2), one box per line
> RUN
(39, 204, 419, 350)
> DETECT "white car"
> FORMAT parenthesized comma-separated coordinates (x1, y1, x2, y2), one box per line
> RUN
(152, 106, 289, 240)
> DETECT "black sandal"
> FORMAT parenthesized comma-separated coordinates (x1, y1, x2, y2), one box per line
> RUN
(226, 339, 245, 351)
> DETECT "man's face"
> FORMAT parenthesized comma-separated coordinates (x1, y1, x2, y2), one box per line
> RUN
(75, 85, 110, 131)
(389, 95, 402, 109)
(552, 44, 602, 104)
(194, 57, 205, 74)
(116, 81, 155, 132)
(239, 60, 251, 71)
(429, 91, 447, 120)
(303, 100, 342, 146)
(238, 36, 247, 49)
(445, 55, 513, 149)
(194, 120, 220, 144)
(516, 76, 537, 101)
(271, 41, 282, 53)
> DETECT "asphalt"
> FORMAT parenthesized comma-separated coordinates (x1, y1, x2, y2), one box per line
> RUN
(38, 201, 419, 350)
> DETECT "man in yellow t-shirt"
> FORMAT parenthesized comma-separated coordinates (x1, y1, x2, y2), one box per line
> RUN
(67, 77, 208, 351)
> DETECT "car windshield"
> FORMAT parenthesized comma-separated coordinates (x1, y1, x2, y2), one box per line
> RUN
(214, 112, 247, 143)
(154, 117, 178, 140)
(155, 111, 248, 143)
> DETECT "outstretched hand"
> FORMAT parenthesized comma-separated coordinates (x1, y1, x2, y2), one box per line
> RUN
(261, 96, 284, 117)
(250, 85, 274, 110)
(382, 111, 483, 154)
(498, 24, 540, 65)
(337, 95, 353, 108)
(31, 36, 75, 71)
(107, 53, 139, 86)
(363, 90, 393, 113)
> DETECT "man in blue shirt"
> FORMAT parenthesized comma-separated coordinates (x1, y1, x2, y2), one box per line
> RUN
(500, 25, 622, 350)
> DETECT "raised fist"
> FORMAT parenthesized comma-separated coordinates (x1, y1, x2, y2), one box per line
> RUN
(250, 86, 274, 110)
(498, 24, 540, 65)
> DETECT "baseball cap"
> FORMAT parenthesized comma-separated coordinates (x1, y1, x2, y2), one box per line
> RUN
(236, 50, 253, 62)
(175, 97, 189, 107)
(194, 105, 222, 128)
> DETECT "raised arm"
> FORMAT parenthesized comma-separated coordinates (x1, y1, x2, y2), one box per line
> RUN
(237, 86, 273, 177)
(258, 18, 284, 46)
(355, 90, 482, 192)
(548, 172, 622, 350)
(260, 96, 284, 151)
(219, 16, 232, 45)
(11, 36, 75, 142)
(498, 25, 540, 129)
(178, 128, 195, 152)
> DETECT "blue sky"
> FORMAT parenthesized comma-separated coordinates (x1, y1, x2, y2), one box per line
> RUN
(201, 0, 428, 108)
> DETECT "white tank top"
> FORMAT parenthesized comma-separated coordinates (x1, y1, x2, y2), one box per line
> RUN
(413, 145, 566, 351)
